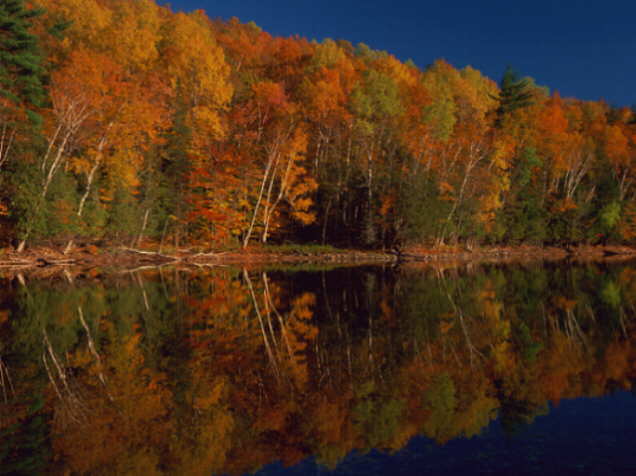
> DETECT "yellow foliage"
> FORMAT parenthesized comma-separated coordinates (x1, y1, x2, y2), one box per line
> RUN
(193, 379, 226, 411)
(491, 137, 515, 171)
(162, 12, 233, 109)
(313, 39, 346, 68)
(283, 292, 318, 389)
(492, 340, 515, 375)
(99, 0, 162, 69)
(376, 54, 418, 89)
(190, 105, 226, 141)
(47, 0, 113, 49)
(280, 127, 318, 226)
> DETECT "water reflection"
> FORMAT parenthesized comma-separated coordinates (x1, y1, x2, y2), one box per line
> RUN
(1, 262, 635, 474)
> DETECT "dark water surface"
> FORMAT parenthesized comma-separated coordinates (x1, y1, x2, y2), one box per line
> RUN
(1, 262, 635, 475)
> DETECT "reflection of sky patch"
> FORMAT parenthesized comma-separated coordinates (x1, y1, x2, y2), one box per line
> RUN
(255, 392, 636, 476)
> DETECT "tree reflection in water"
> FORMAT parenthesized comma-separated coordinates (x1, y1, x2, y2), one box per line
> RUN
(1, 262, 635, 474)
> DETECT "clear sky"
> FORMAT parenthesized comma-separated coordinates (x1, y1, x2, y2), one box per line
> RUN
(162, 0, 635, 107)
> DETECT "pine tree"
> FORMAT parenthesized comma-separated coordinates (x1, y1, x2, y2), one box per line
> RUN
(1, 1, 49, 246)
(0, 0, 47, 122)
(493, 66, 533, 127)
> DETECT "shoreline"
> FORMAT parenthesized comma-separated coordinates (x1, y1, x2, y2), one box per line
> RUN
(1, 244, 636, 272)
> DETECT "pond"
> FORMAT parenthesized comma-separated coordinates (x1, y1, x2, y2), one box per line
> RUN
(1, 261, 635, 475)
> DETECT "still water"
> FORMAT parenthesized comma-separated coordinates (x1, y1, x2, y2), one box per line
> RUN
(1, 262, 635, 475)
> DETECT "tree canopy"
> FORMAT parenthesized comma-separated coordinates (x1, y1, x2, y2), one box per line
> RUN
(1, 0, 636, 251)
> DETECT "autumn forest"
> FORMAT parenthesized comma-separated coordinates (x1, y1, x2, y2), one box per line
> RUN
(2, 0, 636, 253)
(4, 2, 636, 474)
(0, 0, 636, 250)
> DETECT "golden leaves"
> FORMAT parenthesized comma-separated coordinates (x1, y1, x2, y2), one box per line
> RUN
(190, 105, 226, 141)
(193, 378, 226, 411)
(162, 11, 233, 109)
(283, 292, 318, 389)
(604, 124, 630, 167)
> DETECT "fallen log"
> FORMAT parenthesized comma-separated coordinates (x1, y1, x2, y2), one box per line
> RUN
(36, 257, 77, 267)
(0, 259, 33, 266)
(187, 251, 231, 262)
(0, 257, 77, 267)
(119, 247, 180, 262)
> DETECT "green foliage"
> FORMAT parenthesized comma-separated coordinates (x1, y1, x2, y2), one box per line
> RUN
(546, 202, 588, 245)
(421, 64, 457, 141)
(0, 0, 47, 117)
(513, 321, 543, 363)
(157, 90, 193, 240)
(600, 201, 621, 230)
(106, 184, 141, 244)
(312, 38, 345, 68)
(353, 380, 406, 450)
(423, 94, 456, 141)
(422, 374, 457, 441)
(600, 280, 621, 309)
(44, 171, 81, 240)
(396, 173, 449, 245)
(497, 148, 547, 245)
(8, 158, 47, 241)
(494, 66, 534, 127)
(351, 70, 403, 128)
(0, 396, 51, 476)
(354, 42, 387, 62)
(516, 147, 542, 188)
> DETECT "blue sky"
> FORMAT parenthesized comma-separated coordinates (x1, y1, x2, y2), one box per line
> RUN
(163, 0, 635, 107)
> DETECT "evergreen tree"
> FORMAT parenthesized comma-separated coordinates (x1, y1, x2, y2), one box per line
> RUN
(159, 90, 193, 248)
(0, 0, 47, 122)
(0, 0, 48, 245)
(494, 66, 533, 127)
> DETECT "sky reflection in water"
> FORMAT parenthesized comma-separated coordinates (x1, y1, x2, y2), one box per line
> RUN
(258, 391, 636, 475)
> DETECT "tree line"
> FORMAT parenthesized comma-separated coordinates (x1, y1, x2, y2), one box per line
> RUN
(2, 0, 636, 251)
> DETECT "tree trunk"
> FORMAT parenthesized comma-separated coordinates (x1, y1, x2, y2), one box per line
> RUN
(135, 208, 151, 248)
(262, 144, 295, 243)
(243, 149, 277, 248)
(321, 197, 333, 245)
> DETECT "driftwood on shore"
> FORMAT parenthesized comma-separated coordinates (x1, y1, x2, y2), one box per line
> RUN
(0, 257, 77, 268)
(1, 244, 636, 277)
(119, 247, 180, 262)
(119, 247, 232, 264)
(0, 260, 33, 268)
(0, 246, 231, 271)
